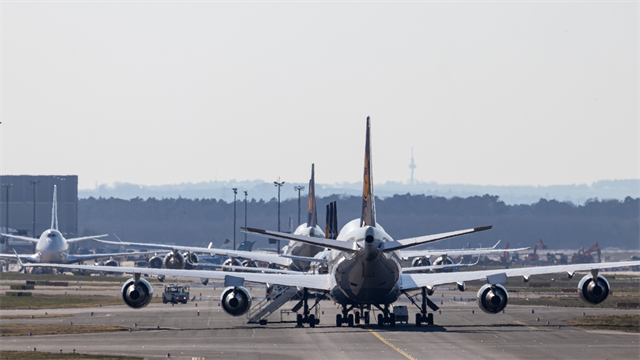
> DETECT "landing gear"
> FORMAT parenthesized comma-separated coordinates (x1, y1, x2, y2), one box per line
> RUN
(296, 288, 320, 328)
(405, 287, 437, 326)
(364, 311, 370, 325)
(347, 314, 354, 327)
(355, 311, 360, 324)
(374, 304, 396, 327)
(336, 314, 342, 327)
(336, 305, 355, 327)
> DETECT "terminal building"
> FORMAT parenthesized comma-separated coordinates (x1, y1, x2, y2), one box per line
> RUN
(0, 175, 78, 252)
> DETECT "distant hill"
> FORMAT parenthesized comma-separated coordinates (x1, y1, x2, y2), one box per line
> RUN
(79, 179, 639, 206)
(78, 194, 639, 251)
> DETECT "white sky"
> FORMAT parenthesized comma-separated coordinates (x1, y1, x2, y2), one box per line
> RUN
(1, 1, 638, 190)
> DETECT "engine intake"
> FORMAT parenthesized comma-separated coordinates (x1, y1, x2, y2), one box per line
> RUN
(477, 284, 508, 314)
(412, 257, 431, 267)
(164, 252, 186, 269)
(183, 252, 199, 270)
(578, 274, 610, 304)
(149, 256, 163, 269)
(121, 278, 153, 309)
(104, 260, 118, 267)
(220, 286, 252, 316)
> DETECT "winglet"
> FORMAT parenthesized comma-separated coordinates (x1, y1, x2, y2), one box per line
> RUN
(360, 117, 376, 227)
(492, 240, 501, 249)
(51, 185, 58, 230)
(307, 164, 317, 227)
(113, 234, 124, 243)
(13, 249, 24, 268)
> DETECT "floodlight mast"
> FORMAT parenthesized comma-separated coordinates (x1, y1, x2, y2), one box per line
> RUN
(244, 190, 248, 251)
(274, 179, 285, 254)
(294, 186, 305, 227)
(232, 188, 238, 251)
(29, 180, 40, 238)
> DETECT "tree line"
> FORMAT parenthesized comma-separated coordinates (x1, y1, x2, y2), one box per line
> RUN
(77, 194, 639, 251)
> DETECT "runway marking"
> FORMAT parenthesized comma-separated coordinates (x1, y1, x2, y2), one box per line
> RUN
(514, 320, 538, 330)
(365, 327, 416, 360)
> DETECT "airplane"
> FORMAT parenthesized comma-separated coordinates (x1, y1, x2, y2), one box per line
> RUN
(0, 186, 149, 270)
(92, 164, 328, 272)
(23, 117, 640, 328)
(401, 240, 530, 268)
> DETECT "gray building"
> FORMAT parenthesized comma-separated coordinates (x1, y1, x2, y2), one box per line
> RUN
(0, 175, 78, 240)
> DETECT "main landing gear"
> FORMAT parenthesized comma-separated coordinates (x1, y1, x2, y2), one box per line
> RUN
(296, 288, 320, 328)
(372, 304, 396, 327)
(336, 305, 372, 327)
(404, 287, 438, 326)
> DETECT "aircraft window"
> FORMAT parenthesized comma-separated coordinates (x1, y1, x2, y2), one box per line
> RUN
(47, 233, 56, 237)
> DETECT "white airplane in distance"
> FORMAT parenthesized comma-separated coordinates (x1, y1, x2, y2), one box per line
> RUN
(24, 118, 640, 328)
(92, 164, 328, 273)
(0, 186, 147, 270)
(401, 240, 530, 268)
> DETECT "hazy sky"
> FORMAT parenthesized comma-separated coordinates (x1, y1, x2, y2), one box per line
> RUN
(1, 1, 637, 190)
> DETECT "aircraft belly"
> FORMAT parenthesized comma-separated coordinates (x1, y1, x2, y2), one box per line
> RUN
(334, 254, 399, 303)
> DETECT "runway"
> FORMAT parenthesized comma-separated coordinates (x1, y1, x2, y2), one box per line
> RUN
(2, 290, 638, 360)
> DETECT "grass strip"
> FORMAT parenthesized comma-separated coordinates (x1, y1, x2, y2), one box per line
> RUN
(0, 324, 130, 337)
(0, 294, 123, 310)
(0, 314, 72, 319)
(567, 314, 639, 333)
(0, 350, 142, 359)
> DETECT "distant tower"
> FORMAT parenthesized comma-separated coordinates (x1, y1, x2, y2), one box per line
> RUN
(409, 148, 417, 185)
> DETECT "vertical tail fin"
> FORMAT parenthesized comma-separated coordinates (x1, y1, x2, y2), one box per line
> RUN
(51, 185, 58, 230)
(307, 164, 317, 227)
(360, 117, 376, 227)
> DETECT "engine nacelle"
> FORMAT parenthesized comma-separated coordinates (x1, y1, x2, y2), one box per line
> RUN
(104, 260, 119, 267)
(412, 257, 431, 267)
(121, 278, 153, 309)
(157, 275, 165, 282)
(477, 284, 509, 314)
(578, 274, 610, 304)
(242, 260, 257, 267)
(457, 281, 465, 292)
(183, 252, 199, 270)
(148, 256, 163, 269)
(220, 286, 252, 316)
(223, 258, 243, 269)
(164, 252, 186, 269)
(201, 278, 209, 286)
(434, 256, 454, 266)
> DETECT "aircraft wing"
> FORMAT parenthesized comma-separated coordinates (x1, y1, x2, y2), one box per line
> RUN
(93, 239, 292, 267)
(21, 262, 332, 291)
(0, 253, 39, 263)
(243, 227, 357, 252)
(399, 261, 640, 291)
(64, 251, 164, 264)
(194, 263, 303, 274)
(400, 247, 529, 259)
(402, 257, 480, 273)
(3, 234, 39, 243)
(65, 234, 109, 244)
(381, 226, 493, 252)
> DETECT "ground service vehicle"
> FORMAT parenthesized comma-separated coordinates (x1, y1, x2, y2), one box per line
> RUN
(162, 285, 189, 304)
(393, 305, 409, 323)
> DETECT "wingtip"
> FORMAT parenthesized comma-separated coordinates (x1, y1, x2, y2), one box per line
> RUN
(475, 226, 493, 232)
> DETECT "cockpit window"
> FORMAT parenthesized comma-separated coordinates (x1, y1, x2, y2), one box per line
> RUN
(47, 233, 56, 238)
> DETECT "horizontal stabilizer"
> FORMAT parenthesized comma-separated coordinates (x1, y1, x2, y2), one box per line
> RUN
(382, 226, 493, 252)
(66, 234, 109, 244)
(243, 227, 357, 252)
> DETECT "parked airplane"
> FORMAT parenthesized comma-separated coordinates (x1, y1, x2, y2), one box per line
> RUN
(402, 240, 530, 267)
(0, 186, 143, 269)
(23, 118, 640, 328)
(92, 164, 327, 272)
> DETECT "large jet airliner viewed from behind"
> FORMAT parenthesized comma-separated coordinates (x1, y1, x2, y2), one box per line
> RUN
(0, 186, 144, 269)
(23, 117, 640, 328)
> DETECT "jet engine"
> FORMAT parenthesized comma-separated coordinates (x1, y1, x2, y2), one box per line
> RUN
(412, 257, 431, 267)
(223, 258, 243, 269)
(220, 286, 252, 316)
(201, 278, 209, 286)
(433, 256, 454, 266)
(164, 252, 186, 269)
(578, 274, 610, 304)
(148, 256, 163, 269)
(477, 284, 509, 314)
(242, 260, 257, 267)
(104, 260, 119, 267)
(121, 278, 153, 309)
(183, 252, 199, 270)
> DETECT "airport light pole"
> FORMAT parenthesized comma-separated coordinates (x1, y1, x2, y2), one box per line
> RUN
(1, 184, 12, 253)
(244, 190, 248, 251)
(274, 179, 285, 254)
(232, 188, 238, 251)
(294, 186, 305, 227)
(29, 180, 40, 238)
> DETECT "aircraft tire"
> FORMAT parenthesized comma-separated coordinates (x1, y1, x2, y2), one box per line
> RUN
(309, 315, 315, 328)
(415, 313, 421, 326)
(355, 311, 360, 324)
(297, 314, 303, 326)
(390, 313, 396, 327)
(364, 311, 370, 325)
(336, 314, 342, 327)
(377, 314, 384, 327)
(347, 314, 354, 327)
